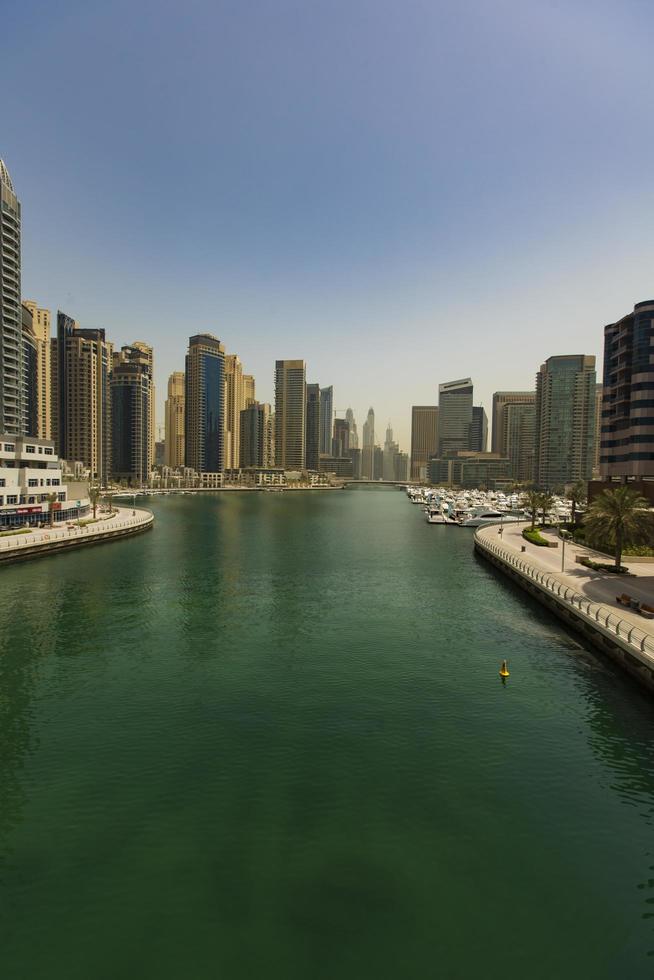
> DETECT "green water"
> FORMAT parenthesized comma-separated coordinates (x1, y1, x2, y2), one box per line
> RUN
(1, 488, 652, 979)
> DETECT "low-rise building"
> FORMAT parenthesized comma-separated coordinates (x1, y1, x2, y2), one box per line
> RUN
(0, 435, 89, 527)
(428, 451, 511, 490)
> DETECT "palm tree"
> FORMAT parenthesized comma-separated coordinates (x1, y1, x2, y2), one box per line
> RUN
(584, 486, 654, 569)
(47, 492, 58, 528)
(566, 480, 586, 525)
(522, 489, 541, 530)
(538, 492, 555, 526)
(89, 485, 100, 519)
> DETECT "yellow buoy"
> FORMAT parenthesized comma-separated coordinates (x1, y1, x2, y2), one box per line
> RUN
(499, 659, 510, 678)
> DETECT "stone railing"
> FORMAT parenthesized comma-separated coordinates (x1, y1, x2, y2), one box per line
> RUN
(0, 508, 153, 554)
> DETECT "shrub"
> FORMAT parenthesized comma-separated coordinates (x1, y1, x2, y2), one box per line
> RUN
(579, 557, 628, 574)
(523, 528, 550, 546)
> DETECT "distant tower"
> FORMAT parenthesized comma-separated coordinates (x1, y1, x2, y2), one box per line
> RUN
(362, 407, 375, 479)
(185, 334, 225, 473)
(438, 378, 473, 456)
(346, 407, 359, 449)
(275, 360, 306, 469)
(240, 401, 273, 467)
(22, 301, 52, 438)
(534, 355, 596, 488)
(305, 383, 321, 470)
(319, 386, 333, 455)
(224, 353, 244, 469)
(410, 406, 438, 481)
(131, 341, 155, 473)
(165, 371, 185, 468)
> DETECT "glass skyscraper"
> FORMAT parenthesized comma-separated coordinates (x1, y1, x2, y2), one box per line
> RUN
(185, 334, 225, 473)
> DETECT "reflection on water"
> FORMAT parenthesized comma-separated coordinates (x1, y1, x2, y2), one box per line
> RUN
(0, 489, 653, 978)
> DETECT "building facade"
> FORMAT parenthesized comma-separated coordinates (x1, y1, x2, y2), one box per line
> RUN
(438, 378, 473, 456)
(111, 344, 153, 485)
(410, 406, 438, 481)
(185, 334, 225, 473)
(22, 300, 51, 438)
(600, 302, 654, 482)
(491, 391, 535, 454)
(130, 341, 155, 473)
(305, 383, 321, 470)
(362, 406, 375, 479)
(20, 304, 38, 438)
(240, 401, 273, 468)
(534, 355, 596, 489)
(51, 312, 113, 484)
(275, 360, 306, 469)
(503, 401, 536, 483)
(165, 371, 185, 468)
(469, 406, 488, 453)
(0, 435, 88, 527)
(0, 159, 24, 435)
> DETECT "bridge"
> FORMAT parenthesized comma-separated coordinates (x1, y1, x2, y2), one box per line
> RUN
(343, 480, 411, 487)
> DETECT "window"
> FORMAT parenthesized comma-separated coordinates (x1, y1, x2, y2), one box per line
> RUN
(25, 445, 35, 454)
(7, 495, 17, 504)
(0, 479, 4, 487)
(3, 443, 14, 452)
(28, 479, 38, 487)
(52, 479, 60, 486)
(44, 447, 53, 455)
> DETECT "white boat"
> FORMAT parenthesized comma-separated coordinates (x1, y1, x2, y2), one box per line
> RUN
(459, 509, 523, 528)
(426, 505, 447, 524)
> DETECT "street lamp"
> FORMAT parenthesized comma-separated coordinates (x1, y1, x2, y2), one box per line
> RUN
(560, 528, 568, 572)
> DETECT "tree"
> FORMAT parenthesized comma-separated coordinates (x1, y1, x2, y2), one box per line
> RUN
(538, 492, 555, 526)
(584, 486, 654, 569)
(522, 489, 541, 530)
(566, 480, 586, 525)
(89, 485, 100, 519)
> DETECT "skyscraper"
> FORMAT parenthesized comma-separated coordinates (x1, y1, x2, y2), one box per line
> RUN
(383, 422, 399, 481)
(410, 406, 438, 481)
(503, 401, 536, 483)
(332, 417, 349, 457)
(165, 371, 185, 467)
(438, 378, 473, 455)
(601, 301, 654, 481)
(111, 344, 153, 485)
(305, 383, 321, 470)
(51, 312, 113, 483)
(240, 401, 273, 468)
(534, 355, 596, 489)
(20, 304, 38, 438)
(185, 334, 225, 473)
(345, 407, 358, 449)
(593, 383, 602, 478)
(491, 392, 535, 455)
(469, 406, 488, 453)
(224, 354, 244, 469)
(275, 360, 306, 469)
(22, 301, 51, 438)
(243, 374, 256, 407)
(362, 407, 375, 479)
(130, 341, 155, 474)
(0, 159, 24, 434)
(319, 386, 333, 455)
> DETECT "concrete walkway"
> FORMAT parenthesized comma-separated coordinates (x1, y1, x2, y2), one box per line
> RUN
(0, 506, 152, 557)
(478, 521, 654, 639)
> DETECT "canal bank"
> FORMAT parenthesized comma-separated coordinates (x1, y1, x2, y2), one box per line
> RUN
(0, 505, 153, 564)
(474, 522, 654, 693)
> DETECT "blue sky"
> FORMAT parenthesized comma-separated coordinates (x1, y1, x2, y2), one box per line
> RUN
(3, 0, 653, 448)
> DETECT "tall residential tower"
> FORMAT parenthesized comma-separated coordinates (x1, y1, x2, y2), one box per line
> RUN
(275, 360, 306, 469)
(185, 334, 225, 473)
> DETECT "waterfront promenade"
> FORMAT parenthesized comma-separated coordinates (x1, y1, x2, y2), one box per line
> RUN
(0, 506, 153, 563)
(475, 521, 654, 689)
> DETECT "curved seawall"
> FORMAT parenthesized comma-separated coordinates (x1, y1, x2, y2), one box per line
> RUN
(0, 507, 153, 565)
(474, 524, 654, 694)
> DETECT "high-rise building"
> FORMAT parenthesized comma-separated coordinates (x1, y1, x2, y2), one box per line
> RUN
(410, 406, 438, 481)
(22, 301, 51, 438)
(345, 407, 358, 449)
(224, 354, 244, 469)
(394, 451, 409, 482)
(111, 344, 153, 485)
(601, 301, 654, 481)
(185, 334, 225, 473)
(383, 422, 399, 481)
(469, 406, 488, 453)
(332, 417, 349, 457)
(51, 312, 113, 484)
(491, 391, 535, 455)
(438, 378, 473, 455)
(373, 445, 384, 480)
(306, 383, 321, 470)
(20, 304, 38, 438)
(0, 159, 24, 435)
(593, 383, 602, 478)
(240, 401, 273, 468)
(165, 372, 185, 467)
(130, 341, 155, 474)
(243, 374, 256, 407)
(362, 407, 375, 479)
(534, 355, 596, 489)
(503, 401, 536, 483)
(319, 386, 333, 455)
(275, 360, 306, 469)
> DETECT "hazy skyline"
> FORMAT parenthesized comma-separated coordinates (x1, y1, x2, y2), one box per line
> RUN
(3, 0, 654, 447)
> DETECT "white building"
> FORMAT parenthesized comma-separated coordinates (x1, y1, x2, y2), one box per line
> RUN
(0, 435, 89, 527)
